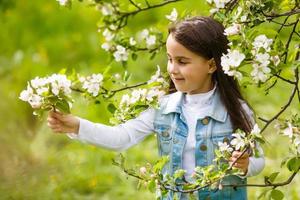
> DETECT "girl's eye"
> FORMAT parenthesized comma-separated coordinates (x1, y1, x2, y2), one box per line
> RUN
(178, 60, 188, 65)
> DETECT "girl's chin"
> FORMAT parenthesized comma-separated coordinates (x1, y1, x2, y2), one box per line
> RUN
(174, 85, 188, 93)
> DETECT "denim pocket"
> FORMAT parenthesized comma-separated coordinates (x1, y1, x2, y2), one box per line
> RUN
(155, 124, 173, 154)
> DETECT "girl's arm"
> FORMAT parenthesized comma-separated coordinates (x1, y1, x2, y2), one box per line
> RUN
(47, 109, 156, 151)
(235, 102, 265, 177)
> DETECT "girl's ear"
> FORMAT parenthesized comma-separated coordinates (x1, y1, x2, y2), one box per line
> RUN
(208, 58, 217, 74)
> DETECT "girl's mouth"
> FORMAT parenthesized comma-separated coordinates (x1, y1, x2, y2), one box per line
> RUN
(173, 78, 185, 82)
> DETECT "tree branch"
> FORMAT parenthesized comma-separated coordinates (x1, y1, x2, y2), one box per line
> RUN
(223, 170, 299, 188)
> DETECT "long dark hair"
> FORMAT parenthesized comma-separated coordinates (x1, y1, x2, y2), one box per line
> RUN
(168, 16, 253, 133)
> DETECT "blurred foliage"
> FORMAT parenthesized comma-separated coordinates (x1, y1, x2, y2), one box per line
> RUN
(0, 0, 299, 199)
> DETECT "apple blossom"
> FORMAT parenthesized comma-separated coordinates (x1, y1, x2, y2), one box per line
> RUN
(166, 8, 178, 22)
(113, 45, 129, 62)
(224, 24, 241, 36)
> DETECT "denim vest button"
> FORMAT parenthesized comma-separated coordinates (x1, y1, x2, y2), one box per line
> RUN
(162, 130, 170, 137)
(200, 144, 207, 151)
(201, 117, 209, 125)
(223, 137, 230, 144)
(174, 138, 179, 144)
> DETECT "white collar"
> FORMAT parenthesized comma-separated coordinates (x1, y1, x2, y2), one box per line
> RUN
(184, 83, 217, 106)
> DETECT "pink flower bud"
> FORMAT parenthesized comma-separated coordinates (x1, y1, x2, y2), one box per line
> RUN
(139, 167, 147, 175)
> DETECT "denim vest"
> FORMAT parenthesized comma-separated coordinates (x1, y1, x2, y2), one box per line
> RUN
(153, 89, 247, 200)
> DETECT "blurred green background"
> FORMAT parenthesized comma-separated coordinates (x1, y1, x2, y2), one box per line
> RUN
(0, 0, 299, 199)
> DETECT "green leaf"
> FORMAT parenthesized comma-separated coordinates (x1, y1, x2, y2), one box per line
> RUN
(153, 156, 169, 173)
(268, 172, 280, 183)
(123, 71, 131, 82)
(150, 52, 156, 60)
(258, 189, 270, 199)
(270, 189, 284, 200)
(173, 169, 186, 179)
(287, 157, 300, 172)
(188, 193, 197, 200)
(47, 96, 59, 104)
(147, 179, 156, 193)
(58, 68, 67, 74)
(103, 65, 111, 77)
(107, 103, 117, 114)
(55, 99, 70, 114)
(131, 53, 138, 61)
(280, 157, 289, 168)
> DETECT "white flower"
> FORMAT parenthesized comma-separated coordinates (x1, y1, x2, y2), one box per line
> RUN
(114, 73, 121, 80)
(221, 49, 245, 69)
(218, 141, 229, 152)
(30, 77, 48, 89)
(120, 94, 130, 106)
(57, 0, 69, 6)
(82, 73, 103, 96)
(19, 86, 34, 102)
(109, 25, 117, 31)
(130, 89, 147, 104)
(255, 53, 270, 67)
(113, 45, 129, 62)
(294, 136, 300, 146)
(221, 49, 245, 79)
(129, 37, 136, 46)
(252, 35, 273, 52)
(28, 94, 42, 109)
(250, 63, 271, 83)
(101, 42, 111, 51)
(166, 8, 178, 22)
(146, 35, 156, 48)
(271, 55, 280, 66)
(229, 70, 243, 80)
(88, 83, 99, 96)
(231, 133, 246, 150)
(140, 29, 149, 40)
(91, 74, 103, 83)
(224, 24, 241, 36)
(79, 76, 85, 83)
(101, 3, 113, 16)
(214, 0, 231, 9)
(48, 74, 72, 95)
(146, 88, 165, 102)
(240, 15, 247, 22)
(251, 124, 262, 138)
(148, 65, 161, 84)
(36, 87, 48, 95)
(103, 29, 115, 41)
(209, 8, 219, 14)
(283, 122, 294, 139)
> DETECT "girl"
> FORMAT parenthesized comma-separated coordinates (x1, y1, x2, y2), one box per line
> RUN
(47, 16, 265, 200)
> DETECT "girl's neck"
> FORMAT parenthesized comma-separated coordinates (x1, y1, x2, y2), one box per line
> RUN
(187, 81, 216, 95)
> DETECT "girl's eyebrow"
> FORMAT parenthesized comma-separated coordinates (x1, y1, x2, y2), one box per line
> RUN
(167, 53, 191, 60)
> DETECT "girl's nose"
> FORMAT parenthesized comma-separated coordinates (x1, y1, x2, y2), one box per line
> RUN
(168, 62, 179, 74)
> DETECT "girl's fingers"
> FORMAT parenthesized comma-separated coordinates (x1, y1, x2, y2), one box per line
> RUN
(230, 162, 244, 169)
(47, 117, 59, 124)
(232, 151, 249, 158)
(47, 122, 61, 130)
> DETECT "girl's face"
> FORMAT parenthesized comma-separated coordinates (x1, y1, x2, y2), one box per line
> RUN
(166, 34, 216, 94)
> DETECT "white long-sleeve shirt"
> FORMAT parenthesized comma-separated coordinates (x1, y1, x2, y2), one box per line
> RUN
(68, 89, 264, 178)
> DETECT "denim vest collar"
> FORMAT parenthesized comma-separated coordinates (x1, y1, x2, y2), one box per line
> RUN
(161, 88, 227, 123)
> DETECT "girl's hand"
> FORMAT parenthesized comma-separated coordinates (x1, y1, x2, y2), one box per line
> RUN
(47, 111, 80, 134)
(229, 151, 249, 175)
